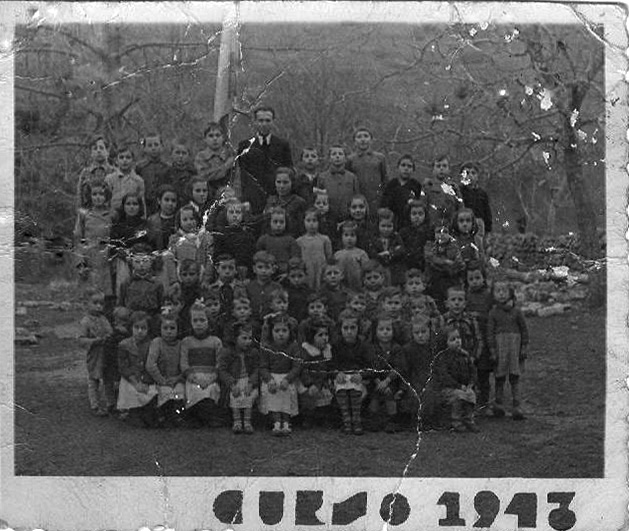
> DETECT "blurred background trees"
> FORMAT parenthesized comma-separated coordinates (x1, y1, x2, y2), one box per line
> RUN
(15, 21, 605, 256)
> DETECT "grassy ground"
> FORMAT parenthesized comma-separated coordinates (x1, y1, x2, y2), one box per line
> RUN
(14, 282, 605, 477)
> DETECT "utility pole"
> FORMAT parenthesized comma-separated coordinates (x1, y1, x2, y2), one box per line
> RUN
(213, 2, 240, 129)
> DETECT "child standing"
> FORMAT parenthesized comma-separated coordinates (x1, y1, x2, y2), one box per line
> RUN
(346, 128, 387, 213)
(465, 265, 494, 414)
(431, 325, 479, 432)
(180, 302, 224, 427)
(282, 258, 313, 323)
(256, 207, 301, 277)
(194, 122, 235, 201)
(173, 259, 201, 340)
(259, 313, 303, 436)
(294, 147, 321, 205)
(117, 311, 158, 427)
(459, 161, 492, 238)
(105, 146, 146, 216)
(145, 312, 185, 427)
(298, 318, 334, 428)
(136, 133, 170, 215)
(246, 251, 282, 322)
(213, 199, 257, 278)
(206, 253, 245, 318)
(403, 269, 443, 331)
(265, 167, 307, 237)
(167, 140, 197, 206)
(317, 145, 363, 222)
(188, 175, 212, 225)
(334, 221, 369, 291)
(487, 280, 529, 420)
(73, 179, 113, 296)
(379, 286, 411, 345)
(313, 190, 337, 243)
(440, 286, 482, 361)
(332, 310, 374, 435)
(296, 208, 333, 290)
(451, 207, 484, 270)
(423, 154, 462, 229)
(218, 322, 260, 434)
(79, 289, 114, 416)
(380, 154, 422, 230)
(367, 208, 406, 286)
(399, 199, 433, 272)
(76, 136, 114, 210)
(346, 194, 375, 250)
(362, 260, 386, 318)
(319, 261, 351, 321)
(147, 185, 178, 251)
(424, 225, 465, 311)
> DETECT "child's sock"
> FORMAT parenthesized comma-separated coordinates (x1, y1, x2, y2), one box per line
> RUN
(349, 390, 363, 434)
(336, 390, 352, 431)
(243, 408, 253, 433)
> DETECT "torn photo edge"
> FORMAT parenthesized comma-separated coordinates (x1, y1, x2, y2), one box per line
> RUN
(0, 1, 626, 530)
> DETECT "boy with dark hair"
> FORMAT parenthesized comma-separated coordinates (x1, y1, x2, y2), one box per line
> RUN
(423, 154, 462, 229)
(105, 145, 146, 215)
(212, 199, 257, 278)
(136, 133, 170, 215)
(438, 286, 483, 360)
(246, 251, 282, 321)
(77, 136, 114, 210)
(194, 122, 235, 200)
(317, 144, 363, 222)
(167, 140, 197, 205)
(346, 127, 387, 213)
(282, 257, 313, 322)
(294, 147, 321, 205)
(459, 161, 493, 236)
(206, 253, 246, 318)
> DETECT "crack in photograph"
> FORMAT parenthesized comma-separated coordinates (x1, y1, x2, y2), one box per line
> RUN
(13, 6, 609, 482)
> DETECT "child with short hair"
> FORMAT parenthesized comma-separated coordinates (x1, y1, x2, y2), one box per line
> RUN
(334, 221, 369, 291)
(459, 161, 492, 237)
(298, 318, 334, 428)
(368, 313, 403, 433)
(312, 190, 337, 242)
(145, 311, 185, 428)
(431, 325, 479, 432)
(346, 292, 373, 343)
(117, 311, 158, 427)
(362, 259, 386, 318)
(146, 185, 178, 251)
(282, 257, 313, 322)
(79, 289, 114, 416)
(106, 145, 146, 216)
(73, 179, 113, 296)
(296, 208, 333, 290)
(367, 208, 406, 286)
(424, 225, 465, 311)
(487, 280, 529, 420)
(76, 136, 114, 210)
(265, 167, 307, 237)
(173, 259, 201, 340)
(246, 251, 282, 321)
(218, 322, 260, 434)
(297, 293, 332, 343)
(400, 199, 432, 272)
(451, 207, 484, 270)
(465, 265, 494, 413)
(194, 122, 235, 200)
(259, 313, 303, 436)
(346, 127, 387, 213)
(439, 286, 483, 362)
(206, 253, 245, 318)
(403, 269, 442, 331)
(213, 199, 257, 278)
(202, 288, 227, 340)
(167, 140, 197, 205)
(380, 154, 422, 230)
(332, 310, 374, 435)
(294, 147, 321, 205)
(379, 286, 411, 343)
(136, 133, 170, 215)
(260, 288, 299, 346)
(317, 145, 363, 222)
(319, 260, 351, 321)
(180, 302, 224, 427)
(256, 207, 301, 277)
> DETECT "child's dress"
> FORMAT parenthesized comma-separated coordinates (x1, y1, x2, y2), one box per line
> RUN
(258, 341, 302, 416)
(487, 302, 529, 378)
(296, 233, 332, 290)
(74, 207, 113, 295)
(180, 333, 223, 408)
(145, 337, 185, 407)
(117, 336, 157, 410)
(218, 344, 261, 409)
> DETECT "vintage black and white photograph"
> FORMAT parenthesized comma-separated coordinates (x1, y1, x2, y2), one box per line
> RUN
(3, 1, 627, 529)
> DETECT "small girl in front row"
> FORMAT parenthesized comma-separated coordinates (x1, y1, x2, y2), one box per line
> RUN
(299, 318, 334, 428)
(487, 280, 529, 420)
(117, 311, 158, 427)
(218, 322, 260, 434)
(145, 311, 185, 428)
(296, 208, 333, 290)
(180, 302, 223, 427)
(259, 313, 303, 436)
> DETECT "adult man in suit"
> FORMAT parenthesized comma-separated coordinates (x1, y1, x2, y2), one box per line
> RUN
(237, 106, 293, 205)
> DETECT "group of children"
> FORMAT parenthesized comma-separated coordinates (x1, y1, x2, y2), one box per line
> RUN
(75, 120, 529, 436)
